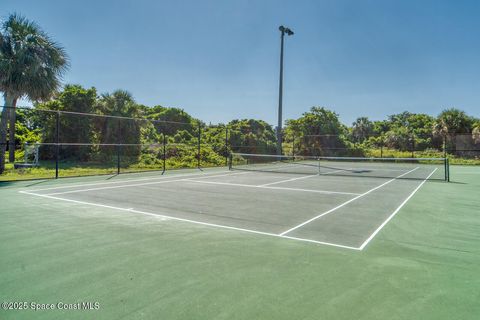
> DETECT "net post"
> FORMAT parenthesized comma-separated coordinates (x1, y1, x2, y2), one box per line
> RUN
(446, 157, 450, 182)
(448, 158, 450, 182)
(317, 157, 321, 175)
(55, 111, 60, 179)
(197, 124, 201, 168)
(162, 133, 166, 174)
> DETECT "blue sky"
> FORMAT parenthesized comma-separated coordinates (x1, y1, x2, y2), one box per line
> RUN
(3, 0, 480, 126)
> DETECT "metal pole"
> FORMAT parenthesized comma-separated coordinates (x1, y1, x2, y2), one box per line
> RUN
(276, 26, 293, 156)
(225, 126, 229, 166)
(277, 30, 285, 156)
(228, 153, 233, 170)
(162, 133, 166, 174)
(447, 157, 450, 182)
(55, 111, 60, 179)
(444, 156, 447, 181)
(116, 145, 120, 175)
(411, 134, 415, 158)
(443, 135, 447, 159)
(292, 132, 295, 157)
(8, 106, 15, 163)
(197, 125, 201, 168)
(116, 119, 120, 175)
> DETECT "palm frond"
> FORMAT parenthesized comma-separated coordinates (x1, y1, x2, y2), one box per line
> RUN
(0, 13, 69, 101)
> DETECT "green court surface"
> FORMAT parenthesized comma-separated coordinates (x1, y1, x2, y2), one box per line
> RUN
(1, 165, 479, 319)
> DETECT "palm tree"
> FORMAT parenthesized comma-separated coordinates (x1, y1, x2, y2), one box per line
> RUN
(432, 108, 473, 153)
(351, 117, 373, 143)
(95, 90, 143, 163)
(433, 108, 473, 135)
(96, 90, 142, 144)
(0, 13, 68, 173)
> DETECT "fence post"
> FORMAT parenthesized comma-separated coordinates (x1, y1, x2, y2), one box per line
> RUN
(116, 119, 120, 175)
(116, 144, 120, 175)
(292, 132, 295, 157)
(380, 137, 383, 158)
(443, 135, 447, 159)
(55, 111, 60, 179)
(197, 124, 201, 168)
(8, 106, 16, 163)
(225, 126, 229, 166)
(162, 133, 166, 174)
(411, 133, 415, 158)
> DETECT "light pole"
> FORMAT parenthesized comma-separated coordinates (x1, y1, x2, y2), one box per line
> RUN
(277, 25, 294, 156)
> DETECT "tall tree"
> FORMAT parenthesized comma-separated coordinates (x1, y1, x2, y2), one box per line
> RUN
(351, 117, 373, 142)
(386, 112, 436, 150)
(433, 108, 473, 136)
(284, 107, 348, 156)
(433, 108, 474, 152)
(0, 13, 68, 172)
(96, 90, 143, 148)
(228, 119, 276, 154)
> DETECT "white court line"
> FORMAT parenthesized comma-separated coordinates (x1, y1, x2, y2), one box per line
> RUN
(26, 169, 233, 192)
(18, 190, 360, 250)
(258, 168, 349, 187)
(44, 171, 251, 196)
(358, 168, 438, 250)
(258, 174, 318, 187)
(279, 167, 420, 236)
(183, 179, 361, 196)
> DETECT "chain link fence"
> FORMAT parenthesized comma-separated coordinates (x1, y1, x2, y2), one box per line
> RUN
(1, 106, 478, 181)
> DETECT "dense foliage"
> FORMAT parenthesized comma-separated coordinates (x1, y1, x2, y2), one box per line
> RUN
(6, 84, 480, 166)
(0, 83, 478, 181)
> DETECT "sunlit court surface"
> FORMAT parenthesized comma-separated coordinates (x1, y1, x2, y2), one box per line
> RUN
(2, 164, 480, 319)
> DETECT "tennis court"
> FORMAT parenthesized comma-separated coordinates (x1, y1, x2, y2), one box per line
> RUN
(19, 154, 448, 250)
(3, 163, 480, 320)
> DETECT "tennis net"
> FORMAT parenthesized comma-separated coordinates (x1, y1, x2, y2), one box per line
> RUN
(229, 153, 449, 181)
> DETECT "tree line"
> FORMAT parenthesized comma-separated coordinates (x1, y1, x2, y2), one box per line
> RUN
(10, 83, 480, 159)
